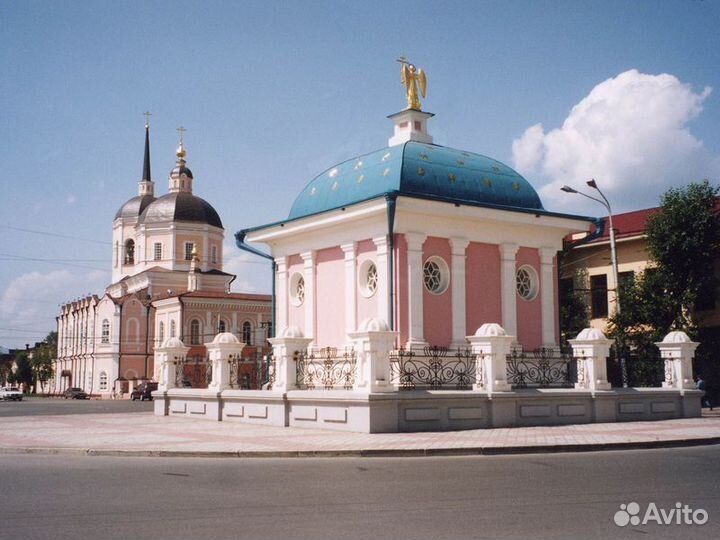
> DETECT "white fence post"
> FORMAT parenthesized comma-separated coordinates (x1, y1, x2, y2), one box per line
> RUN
(349, 318, 396, 393)
(467, 323, 513, 392)
(267, 326, 312, 392)
(206, 332, 245, 392)
(656, 331, 698, 390)
(569, 328, 612, 391)
(156, 337, 190, 391)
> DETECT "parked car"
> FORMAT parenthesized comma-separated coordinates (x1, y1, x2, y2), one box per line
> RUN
(63, 387, 89, 399)
(131, 382, 159, 401)
(0, 387, 23, 401)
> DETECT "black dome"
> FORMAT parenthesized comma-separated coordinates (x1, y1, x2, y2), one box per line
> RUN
(139, 192, 223, 228)
(114, 195, 156, 220)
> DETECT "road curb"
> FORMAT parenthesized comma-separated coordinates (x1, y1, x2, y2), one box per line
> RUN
(1, 436, 719, 459)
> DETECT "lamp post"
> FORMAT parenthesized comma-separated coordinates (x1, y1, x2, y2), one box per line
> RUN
(561, 179, 626, 386)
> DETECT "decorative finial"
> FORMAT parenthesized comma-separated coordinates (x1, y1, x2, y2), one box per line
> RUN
(397, 57, 427, 111)
(191, 243, 199, 262)
(176, 126, 187, 159)
(143, 111, 152, 129)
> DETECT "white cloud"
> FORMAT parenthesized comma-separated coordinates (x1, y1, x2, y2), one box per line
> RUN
(0, 269, 109, 348)
(512, 70, 720, 213)
(222, 241, 271, 294)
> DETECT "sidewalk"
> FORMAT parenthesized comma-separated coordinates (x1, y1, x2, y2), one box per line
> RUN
(1, 411, 719, 458)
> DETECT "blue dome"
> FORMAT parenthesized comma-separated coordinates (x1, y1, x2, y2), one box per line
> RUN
(288, 141, 543, 220)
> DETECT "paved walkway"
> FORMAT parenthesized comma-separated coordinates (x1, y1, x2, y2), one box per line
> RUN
(1, 411, 719, 458)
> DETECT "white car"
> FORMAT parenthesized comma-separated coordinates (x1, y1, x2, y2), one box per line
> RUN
(0, 387, 23, 401)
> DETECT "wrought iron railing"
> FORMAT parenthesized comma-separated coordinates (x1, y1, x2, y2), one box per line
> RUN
(506, 348, 574, 388)
(389, 346, 476, 390)
(174, 356, 212, 388)
(228, 354, 275, 390)
(295, 347, 356, 390)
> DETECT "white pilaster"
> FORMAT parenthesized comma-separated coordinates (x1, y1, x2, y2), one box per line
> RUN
(206, 333, 245, 393)
(569, 328, 612, 392)
(341, 242, 357, 337)
(450, 237, 470, 348)
(467, 323, 513, 393)
(301, 251, 316, 347)
(656, 331, 699, 391)
(349, 318, 396, 393)
(373, 236, 390, 327)
(500, 243, 519, 339)
(405, 232, 427, 349)
(539, 247, 557, 348)
(275, 256, 288, 333)
(268, 327, 312, 392)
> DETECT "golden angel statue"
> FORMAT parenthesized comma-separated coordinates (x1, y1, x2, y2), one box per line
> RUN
(399, 59, 427, 110)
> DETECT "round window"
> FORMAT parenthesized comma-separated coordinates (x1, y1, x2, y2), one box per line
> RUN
(516, 265, 539, 301)
(423, 256, 450, 294)
(359, 260, 378, 298)
(289, 272, 305, 306)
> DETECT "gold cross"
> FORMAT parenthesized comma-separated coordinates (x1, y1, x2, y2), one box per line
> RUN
(176, 126, 186, 145)
(143, 111, 152, 127)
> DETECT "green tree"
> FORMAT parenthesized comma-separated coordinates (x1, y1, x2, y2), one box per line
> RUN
(644, 179, 720, 332)
(32, 341, 55, 394)
(559, 267, 589, 348)
(12, 352, 33, 390)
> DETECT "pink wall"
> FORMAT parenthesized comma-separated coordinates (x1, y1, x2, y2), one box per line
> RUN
(286, 254, 305, 331)
(315, 247, 345, 347)
(516, 247, 542, 350)
(423, 236, 453, 347)
(356, 239, 379, 329)
(465, 242, 502, 334)
(121, 299, 148, 355)
(395, 234, 409, 347)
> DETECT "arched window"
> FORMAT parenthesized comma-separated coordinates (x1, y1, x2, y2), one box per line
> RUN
(170, 320, 176, 338)
(101, 320, 110, 344)
(158, 321, 165, 345)
(242, 321, 252, 345)
(218, 319, 227, 333)
(211, 245, 218, 264)
(99, 372, 108, 391)
(190, 319, 201, 345)
(124, 239, 135, 265)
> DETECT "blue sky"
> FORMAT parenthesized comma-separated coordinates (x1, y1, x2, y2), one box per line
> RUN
(1, 0, 719, 347)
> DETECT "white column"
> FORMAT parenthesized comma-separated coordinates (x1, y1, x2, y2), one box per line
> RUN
(268, 327, 312, 392)
(202, 230, 209, 272)
(450, 237, 470, 348)
(275, 256, 288, 333)
(539, 247, 557, 348)
(373, 236, 390, 327)
(657, 331, 699, 391)
(499, 243, 519, 339)
(405, 232, 427, 349)
(300, 251, 316, 347)
(569, 328, 612, 392)
(206, 335, 245, 393)
(341, 242, 357, 337)
(349, 318, 396, 393)
(467, 323, 513, 393)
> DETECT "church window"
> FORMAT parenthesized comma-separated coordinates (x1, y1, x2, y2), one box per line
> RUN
(158, 321, 165, 345)
(99, 372, 108, 391)
(184, 242, 194, 261)
(516, 265, 539, 301)
(190, 319, 201, 345)
(101, 320, 110, 344)
(170, 320, 176, 338)
(423, 256, 449, 294)
(154, 243, 162, 261)
(359, 260, 378, 298)
(242, 321, 252, 345)
(124, 240, 135, 265)
(290, 273, 305, 306)
(211, 245, 218, 264)
(218, 319, 227, 333)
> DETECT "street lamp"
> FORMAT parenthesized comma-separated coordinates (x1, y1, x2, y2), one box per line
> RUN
(562, 179, 626, 386)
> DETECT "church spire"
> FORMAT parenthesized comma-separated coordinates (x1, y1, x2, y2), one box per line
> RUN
(138, 112, 155, 197)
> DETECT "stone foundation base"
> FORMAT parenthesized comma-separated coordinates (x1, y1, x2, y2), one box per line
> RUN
(153, 388, 702, 433)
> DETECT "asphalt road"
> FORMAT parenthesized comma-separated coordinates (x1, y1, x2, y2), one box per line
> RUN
(0, 397, 153, 416)
(0, 446, 718, 540)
